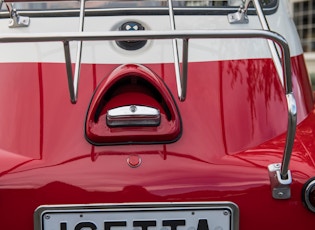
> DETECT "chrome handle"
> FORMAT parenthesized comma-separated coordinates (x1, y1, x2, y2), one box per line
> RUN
(106, 105, 161, 127)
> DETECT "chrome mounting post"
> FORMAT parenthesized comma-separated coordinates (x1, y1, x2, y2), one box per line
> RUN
(227, 0, 250, 24)
(63, 0, 86, 104)
(168, 0, 189, 101)
(5, 2, 30, 28)
(268, 91, 297, 200)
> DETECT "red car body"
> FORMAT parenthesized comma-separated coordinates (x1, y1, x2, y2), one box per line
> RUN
(0, 0, 314, 229)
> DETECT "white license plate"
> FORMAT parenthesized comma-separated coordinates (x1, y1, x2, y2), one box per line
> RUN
(34, 202, 239, 230)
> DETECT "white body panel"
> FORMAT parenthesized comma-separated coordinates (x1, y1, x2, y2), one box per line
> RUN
(0, 0, 303, 64)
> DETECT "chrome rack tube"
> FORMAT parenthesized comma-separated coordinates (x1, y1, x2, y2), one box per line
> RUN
(252, 0, 297, 182)
(252, 0, 283, 86)
(182, 38, 189, 99)
(0, 31, 296, 198)
(167, 0, 188, 101)
(250, 0, 296, 198)
(267, 32, 297, 198)
(64, 41, 75, 100)
(281, 93, 297, 177)
(228, 0, 283, 85)
(227, 0, 295, 197)
(65, 0, 86, 104)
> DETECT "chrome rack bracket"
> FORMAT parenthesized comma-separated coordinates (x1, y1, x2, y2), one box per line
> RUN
(6, 3, 30, 28)
(268, 93, 296, 200)
(268, 92, 297, 200)
(268, 163, 292, 199)
(228, 0, 250, 24)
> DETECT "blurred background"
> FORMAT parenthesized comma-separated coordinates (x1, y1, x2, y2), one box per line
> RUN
(289, 0, 315, 89)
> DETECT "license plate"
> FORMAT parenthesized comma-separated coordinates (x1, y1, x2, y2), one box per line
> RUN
(34, 202, 239, 230)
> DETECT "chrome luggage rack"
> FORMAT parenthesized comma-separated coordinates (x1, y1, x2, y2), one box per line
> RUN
(0, 0, 297, 199)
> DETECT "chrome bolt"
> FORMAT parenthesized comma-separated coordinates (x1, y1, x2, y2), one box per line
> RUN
(277, 191, 284, 197)
(44, 215, 50, 220)
(274, 163, 281, 168)
(130, 105, 137, 113)
(223, 211, 229, 216)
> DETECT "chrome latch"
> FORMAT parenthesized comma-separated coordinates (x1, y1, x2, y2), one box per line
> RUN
(106, 105, 161, 127)
(6, 3, 30, 28)
(268, 163, 292, 199)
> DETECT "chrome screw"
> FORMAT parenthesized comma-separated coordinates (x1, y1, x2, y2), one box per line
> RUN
(130, 105, 137, 113)
(277, 191, 284, 197)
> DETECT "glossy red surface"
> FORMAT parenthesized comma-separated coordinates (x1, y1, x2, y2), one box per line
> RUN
(0, 55, 314, 229)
